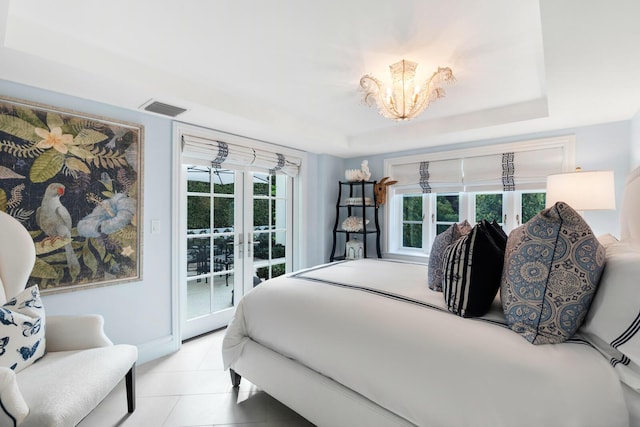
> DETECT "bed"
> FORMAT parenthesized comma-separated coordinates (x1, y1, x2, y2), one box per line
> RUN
(223, 167, 640, 427)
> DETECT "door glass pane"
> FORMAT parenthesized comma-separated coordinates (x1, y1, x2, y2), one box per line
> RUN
(475, 193, 503, 223)
(212, 273, 234, 312)
(253, 231, 269, 262)
(271, 263, 286, 279)
(187, 195, 210, 234)
(253, 173, 270, 196)
(213, 196, 234, 231)
(254, 199, 269, 230)
(213, 235, 233, 271)
(212, 169, 234, 194)
(272, 231, 286, 262)
(522, 192, 546, 223)
(187, 166, 210, 193)
(187, 277, 211, 319)
(187, 237, 210, 277)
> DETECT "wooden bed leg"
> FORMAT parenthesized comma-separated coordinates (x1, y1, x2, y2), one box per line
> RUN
(126, 364, 136, 413)
(230, 369, 242, 387)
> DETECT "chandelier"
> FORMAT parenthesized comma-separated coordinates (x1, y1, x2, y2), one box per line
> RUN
(360, 59, 455, 121)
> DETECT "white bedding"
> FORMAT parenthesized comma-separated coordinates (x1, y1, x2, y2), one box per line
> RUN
(223, 259, 629, 427)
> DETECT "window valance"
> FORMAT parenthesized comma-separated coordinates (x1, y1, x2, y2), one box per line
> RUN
(181, 134, 301, 177)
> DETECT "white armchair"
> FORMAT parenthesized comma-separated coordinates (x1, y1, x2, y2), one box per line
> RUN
(0, 210, 138, 426)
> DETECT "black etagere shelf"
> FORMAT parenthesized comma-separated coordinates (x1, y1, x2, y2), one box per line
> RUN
(329, 180, 381, 262)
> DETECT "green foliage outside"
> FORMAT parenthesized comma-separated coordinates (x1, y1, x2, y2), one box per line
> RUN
(256, 263, 285, 281)
(522, 192, 546, 223)
(436, 195, 459, 222)
(475, 193, 503, 223)
(402, 195, 422, 248)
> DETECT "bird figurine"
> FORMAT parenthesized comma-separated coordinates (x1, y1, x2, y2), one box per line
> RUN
(36, 183, 80, 278)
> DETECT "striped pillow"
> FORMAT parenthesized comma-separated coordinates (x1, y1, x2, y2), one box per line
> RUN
(580, 242, 640, 389)
(442, 220, 507, 317)
(428, 220, 471, 291)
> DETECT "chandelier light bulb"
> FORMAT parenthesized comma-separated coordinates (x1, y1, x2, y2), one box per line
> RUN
(360, 59, 455, 121)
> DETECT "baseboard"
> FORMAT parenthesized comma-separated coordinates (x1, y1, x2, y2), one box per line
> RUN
(135, 334, 180, 364)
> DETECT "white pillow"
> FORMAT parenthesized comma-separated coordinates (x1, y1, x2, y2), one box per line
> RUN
(580, 242, 640, 389)
(0, 286, 46, 373)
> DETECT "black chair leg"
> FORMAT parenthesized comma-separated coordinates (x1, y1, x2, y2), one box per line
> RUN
(126, 364, 136, 413)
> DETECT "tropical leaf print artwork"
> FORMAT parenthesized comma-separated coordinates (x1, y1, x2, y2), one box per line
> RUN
(0, 97, 143, 293)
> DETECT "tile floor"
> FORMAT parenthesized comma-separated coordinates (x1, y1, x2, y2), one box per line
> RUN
(78, 328, 315, 427)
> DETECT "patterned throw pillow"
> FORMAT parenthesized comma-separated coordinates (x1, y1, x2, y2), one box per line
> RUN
(442, 220, 507, 317)
(0, 286, 46, 372)
(501, 202, 605, 344)
(428, 220, 472, 291)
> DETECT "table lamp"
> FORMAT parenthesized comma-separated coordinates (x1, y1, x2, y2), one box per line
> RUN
(545, 168, 616, 211)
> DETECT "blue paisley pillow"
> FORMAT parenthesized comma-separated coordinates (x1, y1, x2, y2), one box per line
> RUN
(0, 286, 46, 372)
(500, 202, 605, 344)
(428, 220, 472, 291)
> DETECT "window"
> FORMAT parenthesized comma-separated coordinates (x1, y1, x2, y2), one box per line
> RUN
(436, 194, 460, 235)
(521, 192, 546, 224)
(383, 136, 575, 258)
(402, 195, 423, 248)
(474, 193, 503, 224)
(392, 191, 542, 255)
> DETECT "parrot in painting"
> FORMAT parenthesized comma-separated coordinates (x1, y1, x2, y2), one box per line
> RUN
(36, 183, 81, 278)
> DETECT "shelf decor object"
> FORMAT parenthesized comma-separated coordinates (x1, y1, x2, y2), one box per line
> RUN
(345, 238, 364, 260)
(342, 216, 369, 232)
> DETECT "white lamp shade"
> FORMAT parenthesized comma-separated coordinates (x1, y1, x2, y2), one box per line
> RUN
(545, 170, 615, 210)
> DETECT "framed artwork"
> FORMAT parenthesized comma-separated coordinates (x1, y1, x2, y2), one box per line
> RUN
(0, 96, 143, 294)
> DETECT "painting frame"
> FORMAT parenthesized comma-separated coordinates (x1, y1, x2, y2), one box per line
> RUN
(0, 95, 144, 294)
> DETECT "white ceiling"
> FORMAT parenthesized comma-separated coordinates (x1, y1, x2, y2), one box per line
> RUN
(0, 0, 639, 158)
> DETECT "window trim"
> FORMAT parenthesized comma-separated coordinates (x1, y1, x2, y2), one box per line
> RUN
(383, 135, 576, 260)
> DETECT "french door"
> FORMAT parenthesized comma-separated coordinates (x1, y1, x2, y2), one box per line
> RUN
(181, 165, 293, 340)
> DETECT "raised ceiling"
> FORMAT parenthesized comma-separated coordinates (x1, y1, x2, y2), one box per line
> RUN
(1, 0, 639, 157)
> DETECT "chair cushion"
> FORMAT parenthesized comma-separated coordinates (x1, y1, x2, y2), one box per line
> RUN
(16, 344, 137, 427)
(0, 286, 45, 372)
(428, 220, 472, 291)
(442, 220, 507, 317)
(501, 202, 605, 344)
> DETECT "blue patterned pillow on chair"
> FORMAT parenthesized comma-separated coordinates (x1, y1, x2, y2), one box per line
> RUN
(501, 202, 605, 344)
(0, 286, 46, 372)
(428, 220, 472, 291)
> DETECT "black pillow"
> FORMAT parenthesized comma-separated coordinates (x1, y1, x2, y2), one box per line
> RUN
(442, 220, 507, 317)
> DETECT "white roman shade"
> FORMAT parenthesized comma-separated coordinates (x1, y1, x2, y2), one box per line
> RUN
(390, 145, 565, 194)
(181, 134, 302, 176)
(464, 147, 564, 191)
(391, 158, 463, 193)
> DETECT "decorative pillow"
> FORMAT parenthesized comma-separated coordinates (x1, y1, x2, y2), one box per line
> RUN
(579, 242, 640, 389)
(0, 286, 46, 372)
(501, 202, 605, 344)
(442, 220, 507, 317)
(428, 220, 472, 291)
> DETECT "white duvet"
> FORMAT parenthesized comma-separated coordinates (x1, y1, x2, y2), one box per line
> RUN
(223, 259, 629, 427)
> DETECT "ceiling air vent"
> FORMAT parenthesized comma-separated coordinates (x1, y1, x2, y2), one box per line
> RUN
(140, 100, 187, 117)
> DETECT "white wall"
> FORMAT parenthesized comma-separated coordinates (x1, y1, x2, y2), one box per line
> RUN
(0, 79, 175, 363)
(345, 121, 632, 239)
(631, 109, 640, 169)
